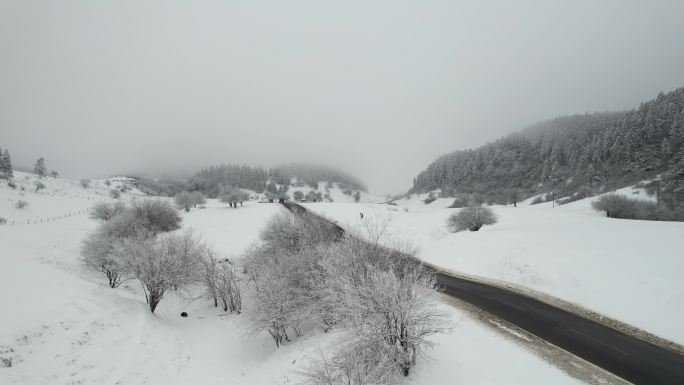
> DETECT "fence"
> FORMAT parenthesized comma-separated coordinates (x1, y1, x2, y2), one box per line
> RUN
(1, 208, 92, 226)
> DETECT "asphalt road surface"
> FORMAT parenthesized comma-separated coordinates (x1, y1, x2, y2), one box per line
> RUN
(282, 201, 684, 385)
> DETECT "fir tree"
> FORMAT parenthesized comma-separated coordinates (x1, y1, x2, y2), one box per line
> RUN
(0, 148, 13, 179)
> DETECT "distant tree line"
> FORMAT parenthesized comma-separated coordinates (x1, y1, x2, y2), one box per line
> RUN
(186, 162, 367, 198)
(410, 87, 684, 211)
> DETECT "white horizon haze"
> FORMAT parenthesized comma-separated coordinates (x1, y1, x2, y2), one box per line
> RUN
(2, 0, 684, 194)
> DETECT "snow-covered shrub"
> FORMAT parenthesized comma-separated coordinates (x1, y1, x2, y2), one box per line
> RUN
(97, 199, 180, 238)
(423, 193, 436, 204)
(119, 231, 203, 312)
(293, 190, 304, 201)
(591, 193, 683, 221)
(448, 196, 468, 208)
(0, 217, 7, 225)
(447, 204, 497, 232)
(14, 200, 28, 209)
(199, 251, 241, 313)
(191, 191, 206, 207)
(300, 338, 402, 385)
(89, 201, 125, 222)
(81, 230, 128, 288)
(34, 181, 45, 192)
(7, 180, 16, 189)
(79, 179, 90, 189)
(174, 191, 196, 212)
(109, 189, 121, 199)
(219, 185, 250, 207)
(129, 199, 181, 234)
(317, 237, 445, 376)
(530, 195, 544, 205)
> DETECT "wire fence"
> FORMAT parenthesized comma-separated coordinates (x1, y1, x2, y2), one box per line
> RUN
(1, 208, 92, 226)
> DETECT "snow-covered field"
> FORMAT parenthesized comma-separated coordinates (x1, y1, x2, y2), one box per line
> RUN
(304, 188, 684, 346)
(1, 174, 581, 384)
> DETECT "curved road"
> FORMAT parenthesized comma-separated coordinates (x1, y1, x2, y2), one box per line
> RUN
(282, 202, 684, 385)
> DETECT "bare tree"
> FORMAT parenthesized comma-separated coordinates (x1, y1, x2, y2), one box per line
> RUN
(119, 231, 203, 312)
(81, 230, 128, 288)
(509, 189, 524, 207)
(447, 204, 497, 232)
(174, 191, 195, 212)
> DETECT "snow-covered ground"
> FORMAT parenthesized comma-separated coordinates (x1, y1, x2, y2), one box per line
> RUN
(303, 187, 684, 346)
(1, 173, 581, 384)
(305, 188, 684, 343)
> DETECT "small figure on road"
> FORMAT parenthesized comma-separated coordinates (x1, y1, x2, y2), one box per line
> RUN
(360, 212, 364, 219)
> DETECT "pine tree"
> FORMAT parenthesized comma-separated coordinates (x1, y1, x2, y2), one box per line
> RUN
(1, 149, 13, 179)
(34, 157, 47, 178)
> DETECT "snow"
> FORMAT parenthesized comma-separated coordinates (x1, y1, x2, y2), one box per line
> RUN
(1, 172, 579, 384)
(304, 189, 684, 345)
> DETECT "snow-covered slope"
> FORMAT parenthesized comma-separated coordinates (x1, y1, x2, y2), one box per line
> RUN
(304, 188, 684, 346)
(0, 173, 581, 384)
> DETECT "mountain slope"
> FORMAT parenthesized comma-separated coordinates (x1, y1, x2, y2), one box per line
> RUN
(410, 87, 684, 206)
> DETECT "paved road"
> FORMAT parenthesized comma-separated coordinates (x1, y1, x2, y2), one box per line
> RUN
(282, 202, 684, 385)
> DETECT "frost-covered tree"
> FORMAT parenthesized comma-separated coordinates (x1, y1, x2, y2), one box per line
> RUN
(293, 190, 304, 201)
(191, 191, 206, 207)
(79, 179, 90, 189)
(353, 191, 361, 203)
(81, 230, 128, 288)
(33, 157, 47, 178)
(509, 189, 524, 207)
(49, 170, 59, 178)
(174, 191, 196, 212)
(120, 231, 203, 312)
(219, 185, 250, 208)
(89, 201, 126, 222)
(0, 149, 13, 179)
(447, 204, 497, 232)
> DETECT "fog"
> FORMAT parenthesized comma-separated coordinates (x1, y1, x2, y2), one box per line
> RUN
(1, 0, 683, 194)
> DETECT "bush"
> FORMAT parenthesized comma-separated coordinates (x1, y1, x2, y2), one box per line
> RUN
(530, 195, 544, 205)
(448, 196, 468, 208)
(591, 193, 684, 221)
(0, 217, 7, 225)
(423, 193, 437, 205)
(293, 190, 304, 201)
(15, 200, 29, 209)
(99, 199, 181, 238)
(81, 230, 128, 288)
(174, 191, 196, 212)
(79, 179, 90, 189)
(119, 231, 203, 312)
(191, 191, 206, 207)
(89, 201, 125, 222)
(129, 199, 181, 234)
(199, 251, 241, 313)
(447, 204, 497, 232)
(7, 180, 16, 189)
(34, 181, 45, 192)
(109, 189, 121, 199)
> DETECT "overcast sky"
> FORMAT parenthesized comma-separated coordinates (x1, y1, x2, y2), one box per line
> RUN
(1, 0, 683, 194)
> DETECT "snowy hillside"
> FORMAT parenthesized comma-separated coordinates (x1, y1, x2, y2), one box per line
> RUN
(0, 172, 585, 384)
(0, 171, 145, 225)
(304, 187, 684, 346)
